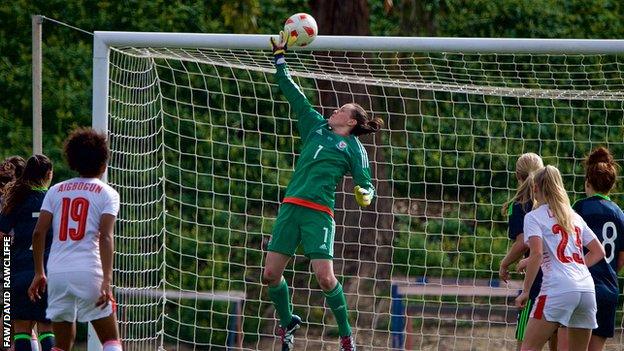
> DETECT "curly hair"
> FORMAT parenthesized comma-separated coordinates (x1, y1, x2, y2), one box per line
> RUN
(2, 154, 52, 215)
(0, 156, 26, 193)
(64, 127, 109, 178)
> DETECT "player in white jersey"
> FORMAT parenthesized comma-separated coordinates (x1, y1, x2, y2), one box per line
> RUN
(28, 128, 123, 351)
(515, 165, 605, 351)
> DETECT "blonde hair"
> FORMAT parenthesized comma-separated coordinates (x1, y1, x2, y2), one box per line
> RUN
(533, 165, 575, 234)
(502, 153, 544, 215)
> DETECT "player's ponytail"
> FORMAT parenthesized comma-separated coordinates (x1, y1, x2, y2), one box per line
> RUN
(1, 154, 53, 215)
(501, 153, 543, 215)
(350, 103, 384, 136)
(584, 146, 618, 194)
(534, 165, 575, 234)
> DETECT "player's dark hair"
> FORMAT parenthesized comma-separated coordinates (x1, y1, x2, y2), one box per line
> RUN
(64, 127, 109, 178)
(0, 156, 26, 192)
(2, 154, 52, 215)
(350, 103, 384, 136)
(584, 146, 618, 194)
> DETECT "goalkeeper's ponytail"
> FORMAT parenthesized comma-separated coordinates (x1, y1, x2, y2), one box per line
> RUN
(350, 103, 384, 136)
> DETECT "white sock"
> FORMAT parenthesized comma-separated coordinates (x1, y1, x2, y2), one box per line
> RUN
(31, 336, 39, 351)
(102, 340, 123, 351)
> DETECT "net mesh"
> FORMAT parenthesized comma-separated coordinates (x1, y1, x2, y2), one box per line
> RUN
(106, 45, 624, 351)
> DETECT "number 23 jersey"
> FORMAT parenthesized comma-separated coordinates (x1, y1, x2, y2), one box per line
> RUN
(523, 204, 599, 295)
(41, 177, 120, 275)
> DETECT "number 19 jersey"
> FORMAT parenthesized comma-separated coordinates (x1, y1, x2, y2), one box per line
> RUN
(523, 204, 598, 296)
(41, 177, 120, 275)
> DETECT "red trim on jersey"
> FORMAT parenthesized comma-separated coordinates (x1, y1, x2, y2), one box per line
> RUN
(283, 197, 334, 217)
(533, 295, 547, 319)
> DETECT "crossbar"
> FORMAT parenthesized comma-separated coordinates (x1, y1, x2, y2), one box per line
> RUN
(93, 31, 624, 54)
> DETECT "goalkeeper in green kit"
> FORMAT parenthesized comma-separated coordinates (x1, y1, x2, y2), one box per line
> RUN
(263, 31, 384, 351)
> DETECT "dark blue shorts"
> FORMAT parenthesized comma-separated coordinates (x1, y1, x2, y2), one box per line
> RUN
(593, 283, 618, 338)
(11, 270, 49, 322)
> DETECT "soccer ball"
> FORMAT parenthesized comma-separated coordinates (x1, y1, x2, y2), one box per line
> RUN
(283, 13, 318, 47)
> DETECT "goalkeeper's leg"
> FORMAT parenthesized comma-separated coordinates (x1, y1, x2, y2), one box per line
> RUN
(264, 203, 303, 328)
(311, 260, 352, 338)
(263, 251, 293, 327)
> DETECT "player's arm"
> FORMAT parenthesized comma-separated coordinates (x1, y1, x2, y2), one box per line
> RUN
(522, 236, 542, 293)
(499, 234, 528, 282)
(32, 211, 52, 275)
(28, 210, 53, 301)
(584, 238, 606, 267)
(99, 214, 116, 284)
(579, 220, 605, 267)
(500, 205, 529, 281)
(271, 32, 324, 140)
(350, 140, 375, 207)
(515, 214, 541, 308)
(96, 213, 117, 308)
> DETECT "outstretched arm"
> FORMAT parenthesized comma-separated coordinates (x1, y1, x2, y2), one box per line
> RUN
(271, 32, 324, 140)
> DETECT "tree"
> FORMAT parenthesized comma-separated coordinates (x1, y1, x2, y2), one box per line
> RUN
(310, 0, 395, 330)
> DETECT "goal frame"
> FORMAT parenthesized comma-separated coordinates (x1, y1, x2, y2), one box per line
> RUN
(92, 31, 624, 136)
(90, 32, 624, 350)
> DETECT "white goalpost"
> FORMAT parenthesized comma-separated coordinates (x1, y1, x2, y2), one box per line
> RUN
(92, 32, 624, 350)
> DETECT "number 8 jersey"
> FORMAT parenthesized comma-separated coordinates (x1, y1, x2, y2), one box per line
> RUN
(41, 177, 120, 275)
(523, 204, 599, 295)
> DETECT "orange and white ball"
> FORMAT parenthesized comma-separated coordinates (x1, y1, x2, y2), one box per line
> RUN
(284, 13, 318, 47)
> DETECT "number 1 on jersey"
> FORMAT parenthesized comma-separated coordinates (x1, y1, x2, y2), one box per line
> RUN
(313, 145, 324, 159)
(59, 197, 90, 241)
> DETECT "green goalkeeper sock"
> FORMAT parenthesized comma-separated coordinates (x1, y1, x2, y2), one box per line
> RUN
(324, 282, 352, 337)
(268, 278, 293, 327)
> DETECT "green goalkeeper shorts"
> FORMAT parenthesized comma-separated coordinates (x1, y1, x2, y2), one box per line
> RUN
(267, 203, 335, 259)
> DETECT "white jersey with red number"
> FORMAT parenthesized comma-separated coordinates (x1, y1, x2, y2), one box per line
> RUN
(41, 177, 120, 275)
(523, 204, 598, 295)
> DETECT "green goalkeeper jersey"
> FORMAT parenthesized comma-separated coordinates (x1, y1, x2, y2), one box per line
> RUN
(275, 63, 374, 215)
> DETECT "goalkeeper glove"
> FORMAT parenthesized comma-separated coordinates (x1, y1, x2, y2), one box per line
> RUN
(354, 186, 373, 207)
(270, 30, 297, 65)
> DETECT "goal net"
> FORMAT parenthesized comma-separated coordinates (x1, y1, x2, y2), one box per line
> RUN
(96, 33, 624, 350)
